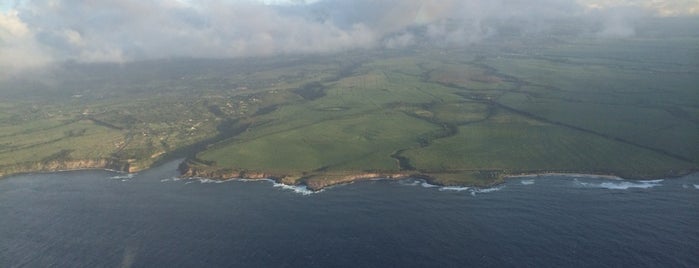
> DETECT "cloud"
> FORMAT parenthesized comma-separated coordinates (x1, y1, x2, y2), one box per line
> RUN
(0, 10, 51, 77)
(0, 0, 697, 75)
(579, 0, 699, 16)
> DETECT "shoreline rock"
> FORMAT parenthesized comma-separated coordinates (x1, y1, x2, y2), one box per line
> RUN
(0, 158, 132, 178)
(178, 160, 282, 181)
(177, 159, 425, 191)
(178, 160, 699, 192)
(303, 173, 416, 191)
(2, 158, 695, 192)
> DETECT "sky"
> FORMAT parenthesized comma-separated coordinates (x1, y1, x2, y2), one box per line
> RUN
(1, 0, 698, 76)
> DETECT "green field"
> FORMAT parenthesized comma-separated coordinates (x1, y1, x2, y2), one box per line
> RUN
(1, 36, 697, 188)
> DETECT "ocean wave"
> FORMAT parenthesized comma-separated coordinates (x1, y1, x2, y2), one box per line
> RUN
(575, 179, 663, 190)
(469, 186, 504, 196)
(398, 179, 421, 186)
(397, 178, 502, 194)
(510, 173, 623, 180)
(681, 184, 699, 190)
(421, 182, 439, 188)
(157, 176, 317, 194)
(272, 182, 317, 195)
(196, 178, 236, 184)
(109, 173, 135, 180)
(639, 179, 663, 183)
(475, 186, 503, 193)
(197, 178, 218, 184)
(439, 186, 470, 192)
(238, 179, 319, 195)
(161, 176, 236, 184)
(438, 185, 504, 196)
(520, 179, 535, 185)
(160, 177, 183, 183)
(397, 178, 439, 188)
(237, 178, 273, 182)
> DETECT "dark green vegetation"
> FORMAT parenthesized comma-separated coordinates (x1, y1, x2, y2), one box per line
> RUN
(1, 35, 697, 189)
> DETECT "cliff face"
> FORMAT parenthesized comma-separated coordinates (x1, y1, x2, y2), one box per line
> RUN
(303, 173, 412, 191)
(0, 158, 131, 178)
(178, 161, 278, 181)
(178, 159, 422, 191)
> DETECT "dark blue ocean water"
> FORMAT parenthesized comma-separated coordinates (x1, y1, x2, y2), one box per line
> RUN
(1, 160, 697, 267)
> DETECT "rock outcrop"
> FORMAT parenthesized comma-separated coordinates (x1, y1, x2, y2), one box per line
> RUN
(303, 173, 413, 191)
(0, 158, 131, 178)
(178, 160, 283, 181)
(178, 160, 423, 191)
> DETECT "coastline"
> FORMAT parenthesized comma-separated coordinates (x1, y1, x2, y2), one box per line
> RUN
(1, 158, 696, 192)
(504, 173, 624, 180)
(177, 159, 419, 191)
(0, 158, 134, 180)
(176, 159, 698, 192)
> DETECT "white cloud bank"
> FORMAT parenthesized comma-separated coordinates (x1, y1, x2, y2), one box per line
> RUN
(1, 0, 697, 75)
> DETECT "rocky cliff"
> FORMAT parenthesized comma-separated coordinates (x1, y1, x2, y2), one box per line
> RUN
(178, 160, 425, 191)
(178, 160, 284, 181)
(0, 158, 131, 178)
(303, 173, 414, 191)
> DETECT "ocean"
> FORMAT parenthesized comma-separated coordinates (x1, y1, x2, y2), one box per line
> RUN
(1, 160, 697, 267)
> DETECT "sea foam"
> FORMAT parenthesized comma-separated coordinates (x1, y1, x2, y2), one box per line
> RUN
(511, 173, 623, 180)
(159, 177, 183, 183)
(158, 176, 318, 195)
(520, 179, 535, 185)
(575, 179, 663, 190)
(439, 186, 470, 192)
(469, 186, 504, 196)
(272, 182, 317, 195)
(421, 182, 439, 188)
(109, 173, 135, 180)
(397, 178, 439, 188)
(398, 179, 421, 186)
(238, 178, 319, 195)
(196, 178, 236, 184)
(438, 185, 504, 196)
(397, 178, 501, 195)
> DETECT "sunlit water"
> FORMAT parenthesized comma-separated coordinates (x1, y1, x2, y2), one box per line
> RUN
(1, 160, 697, 267)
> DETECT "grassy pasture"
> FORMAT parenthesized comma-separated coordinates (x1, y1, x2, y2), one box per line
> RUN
(0, 119, 123, 165)
(402, 110, 694, 177)
(498, 92, 698, 162)
(198, 111, 440, 174)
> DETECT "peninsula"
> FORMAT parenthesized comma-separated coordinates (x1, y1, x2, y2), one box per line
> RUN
(1, 37, 697, 190)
